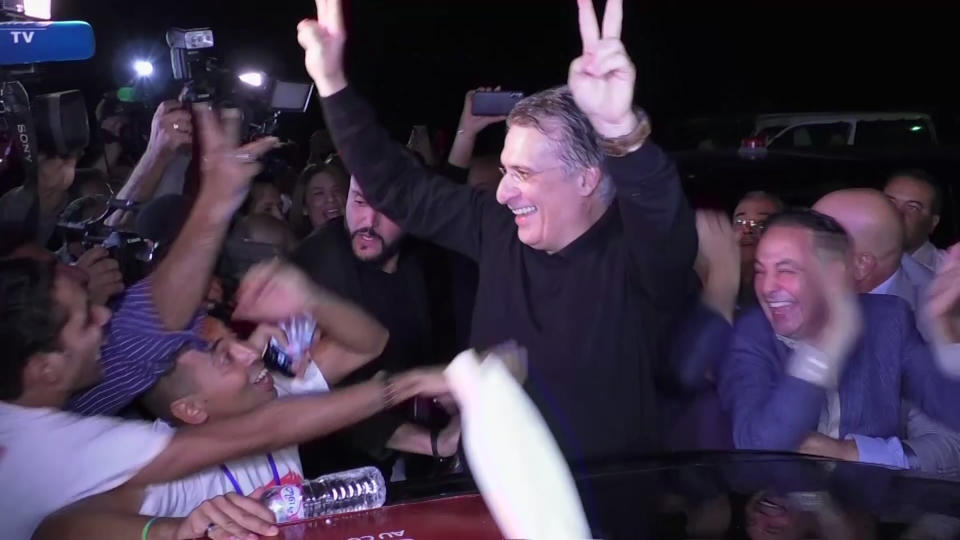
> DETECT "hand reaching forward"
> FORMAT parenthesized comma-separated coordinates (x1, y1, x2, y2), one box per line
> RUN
(233, 261, 323, 323)
(568, 0, 638, 138)
(175, 489, 278, 540)
(298, 0, 348, 97)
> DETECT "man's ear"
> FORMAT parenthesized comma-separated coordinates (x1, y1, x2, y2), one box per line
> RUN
(852, 252, 876, 284)
(170, 396, 208, 425)
(932, 214, 941, 233)
(576, 167, 603, 197)
(22, 352, 66, 391)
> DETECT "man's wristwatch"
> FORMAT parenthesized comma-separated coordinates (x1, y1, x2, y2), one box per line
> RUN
(598, 108, 652, 157)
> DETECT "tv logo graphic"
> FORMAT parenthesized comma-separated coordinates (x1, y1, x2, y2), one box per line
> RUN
(0, 21, 94, 66)
(9, 30, 38, 44)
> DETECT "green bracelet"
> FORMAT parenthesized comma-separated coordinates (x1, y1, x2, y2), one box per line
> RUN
(141, 517, 160, 540)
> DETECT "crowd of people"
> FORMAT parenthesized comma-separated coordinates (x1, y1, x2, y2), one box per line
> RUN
(1, 0, 959, 538)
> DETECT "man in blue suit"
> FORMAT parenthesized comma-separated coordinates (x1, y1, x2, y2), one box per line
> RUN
(813, 189, 960, 475)
(717, 208, 960, 459)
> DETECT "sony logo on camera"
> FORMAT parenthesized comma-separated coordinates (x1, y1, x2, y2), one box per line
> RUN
(15, 123, 32, 163)
(17, 124, 33, 163)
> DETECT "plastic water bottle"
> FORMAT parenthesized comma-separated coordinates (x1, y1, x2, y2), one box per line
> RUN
(260, 466, 386, 524)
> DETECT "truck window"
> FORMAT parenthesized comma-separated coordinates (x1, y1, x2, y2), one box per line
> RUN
(854, 119, 935, 148)
(768, 122, 851, 149)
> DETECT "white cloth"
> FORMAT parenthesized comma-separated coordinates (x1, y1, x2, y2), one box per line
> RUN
(445, 350, 590, 540)
(910, 241, 947, 273)
(0, 401, 172, 540)
(138, 363, 329, 518)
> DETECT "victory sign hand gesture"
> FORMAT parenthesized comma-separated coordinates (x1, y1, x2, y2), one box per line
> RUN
(298, 0, 348, 97)
(569, 0, 638, 138)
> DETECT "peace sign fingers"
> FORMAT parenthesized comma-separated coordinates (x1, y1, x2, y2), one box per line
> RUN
(601, 0, 623, 41)
(577, 0, 601, 52)
(578, 0, 623, 52)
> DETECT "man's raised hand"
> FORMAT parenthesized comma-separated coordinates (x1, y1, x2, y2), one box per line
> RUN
(459, 87, 508, 137)
(298, 0, 348, 97)
(809, 249, 862, 360)
(926, 243, 960, 343)
(233, 261, 324, 323)
(568, 0, 638, 138)
(193, 105, 278, 219)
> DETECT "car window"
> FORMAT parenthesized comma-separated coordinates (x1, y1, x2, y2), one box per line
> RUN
(755, 125, 788, 143)
(768, 122, 852, 149)
(854, 119, 935, 148)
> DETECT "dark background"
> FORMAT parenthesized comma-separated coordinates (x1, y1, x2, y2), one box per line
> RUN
(27, 0, 957, 149)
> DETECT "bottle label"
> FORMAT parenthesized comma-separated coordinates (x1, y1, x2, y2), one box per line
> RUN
(275, 484, 305, 520)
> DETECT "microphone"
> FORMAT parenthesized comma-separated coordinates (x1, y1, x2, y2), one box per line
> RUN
(0, 21, 95, 66)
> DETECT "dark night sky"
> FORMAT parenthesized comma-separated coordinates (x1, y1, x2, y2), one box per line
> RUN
(30, 1, 960, 144)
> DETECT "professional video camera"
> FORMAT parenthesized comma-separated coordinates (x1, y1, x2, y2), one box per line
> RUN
(1, 0, 50, 20)
(1, 1, 94, 201)
(166, 27, 314, 142)
(57, 195, 157, 285)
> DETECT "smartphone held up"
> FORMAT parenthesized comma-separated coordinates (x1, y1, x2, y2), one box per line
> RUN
(471, 91, 524, 117)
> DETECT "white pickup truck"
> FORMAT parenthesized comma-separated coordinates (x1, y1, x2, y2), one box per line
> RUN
(751, 112, 938, 149)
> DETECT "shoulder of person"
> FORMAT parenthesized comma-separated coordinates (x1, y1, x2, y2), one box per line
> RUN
(732, 305, 771, 335)
(859, 293, 916, 332)
(901, 254, 935, 287)
(292, 219, 350, 266)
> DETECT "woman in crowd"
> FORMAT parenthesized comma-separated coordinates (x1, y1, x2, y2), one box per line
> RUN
(290, 160, 349, 237)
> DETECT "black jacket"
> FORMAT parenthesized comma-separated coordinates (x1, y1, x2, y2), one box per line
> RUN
(322, 86, 699, 466)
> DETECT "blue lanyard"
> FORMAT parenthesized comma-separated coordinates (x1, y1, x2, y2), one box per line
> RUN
(219, 453, 280, 495)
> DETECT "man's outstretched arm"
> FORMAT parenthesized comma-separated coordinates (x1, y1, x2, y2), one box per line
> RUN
(297, 0, 493, 261)
(128, 371, 440, 486)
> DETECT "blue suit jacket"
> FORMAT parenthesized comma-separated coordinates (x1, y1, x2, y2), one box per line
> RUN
(718, 294, 960, 451)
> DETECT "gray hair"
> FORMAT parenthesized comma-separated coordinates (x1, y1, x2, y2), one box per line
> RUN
(507, 86, 614, 204)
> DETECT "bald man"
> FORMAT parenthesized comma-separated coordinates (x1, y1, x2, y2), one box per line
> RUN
(813, 189, 931, 310)
(813, 188, 960, 477)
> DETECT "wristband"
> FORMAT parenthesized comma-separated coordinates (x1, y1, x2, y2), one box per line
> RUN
(376, 373, 399, 410)
(141, 517, 159, 540)
(598, 108, 651, 157)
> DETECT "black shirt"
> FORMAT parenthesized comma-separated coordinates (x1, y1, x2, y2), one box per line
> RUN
(323, 87, 698, 465)
(291, 220, 468, 477)
(292, 218, 468, 373)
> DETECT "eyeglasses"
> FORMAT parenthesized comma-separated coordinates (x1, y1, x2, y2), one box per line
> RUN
(734, 218, 767, 235)
(498, 165, 566, 184)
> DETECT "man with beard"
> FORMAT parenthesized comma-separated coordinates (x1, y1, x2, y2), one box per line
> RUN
(292, 175, 462, 478)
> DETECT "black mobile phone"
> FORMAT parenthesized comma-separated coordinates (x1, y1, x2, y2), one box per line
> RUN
(471, 91, 524, 117)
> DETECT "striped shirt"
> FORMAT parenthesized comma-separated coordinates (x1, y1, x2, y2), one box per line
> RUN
(67, 278, 207, 416)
